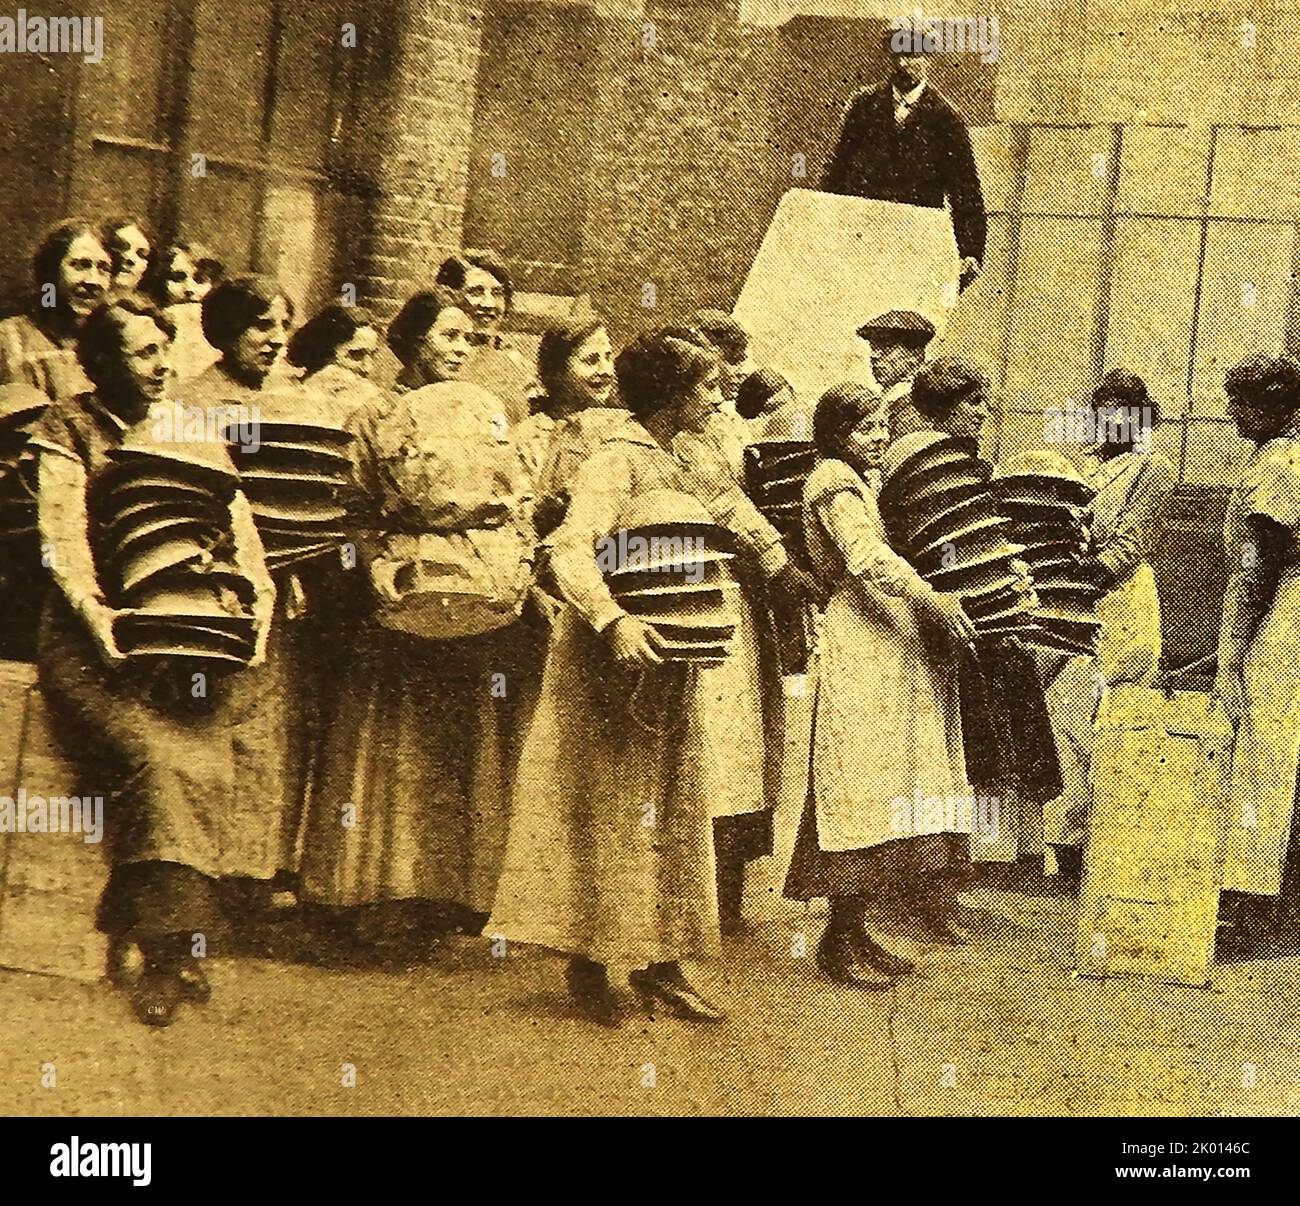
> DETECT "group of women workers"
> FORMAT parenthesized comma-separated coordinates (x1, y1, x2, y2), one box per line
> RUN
(4, 213, 1300, 1031)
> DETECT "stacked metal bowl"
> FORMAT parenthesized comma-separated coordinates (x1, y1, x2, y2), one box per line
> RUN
(0, 384, 49, 540)
(221, 419, 354, 574)
(880, 432, 1038, 637)
(604, 489, 740, 667)
(742, 439, 817, 545)
(97, 437, 259, 667)
(992, 454, 1100, 655)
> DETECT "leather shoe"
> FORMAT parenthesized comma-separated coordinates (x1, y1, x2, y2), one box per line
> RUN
(915, 900, 972, 945)
(131, 968, 183, 1027)
(629, 964, 726, 1022)
(815, 926, 894, 991)
(107, 938, 145, 987)
(853, 926, 916, 976)
(176, 961, 212, 1005)
(565, 958, 624, 1028)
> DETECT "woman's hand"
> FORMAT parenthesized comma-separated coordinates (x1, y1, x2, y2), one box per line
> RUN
(528, 584, 564, 627)
(606, 614, 663, 667)
(370, 558, 405, 605)
(1212, 663, 1246, 728)
(771, 562, 821, 609)
(84, 600, 126, 669)
(922, 591, 978, 651)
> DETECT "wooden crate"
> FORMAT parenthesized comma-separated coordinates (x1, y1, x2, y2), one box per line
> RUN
(0, 660, 109, 982)
(1075, 684, 1232, 986)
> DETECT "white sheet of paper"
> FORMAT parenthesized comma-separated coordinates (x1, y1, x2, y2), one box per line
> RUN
(733, 189, 960, 402)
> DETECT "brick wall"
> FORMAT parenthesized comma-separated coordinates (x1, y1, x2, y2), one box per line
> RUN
(358, 0, 486, 321)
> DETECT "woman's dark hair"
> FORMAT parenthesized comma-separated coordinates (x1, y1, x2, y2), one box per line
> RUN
(536, 317, 607, 413)
(139, 239, 224, 307)
(688, 308, 748, 364)
(76, 293, 176, 392)
(31, 219, 106, 305)
(736, 367, 790, 420)
(1225, 354, 1300, 424)
(201, 274, 294, 352)
(1092, 367, 1159, 427)
(386, 288, 465, 367)
(615, 325, 717, 422)
(435, 250, 514, 315)
(287, 303, 379, 374)
(812, 382, 882, 458)
(910, 356, 989, 422)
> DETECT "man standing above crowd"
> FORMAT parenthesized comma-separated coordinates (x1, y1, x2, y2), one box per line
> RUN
(822, 33, 986, 291)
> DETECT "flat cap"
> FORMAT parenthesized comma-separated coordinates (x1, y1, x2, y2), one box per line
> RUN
(856, 310, 937, 343)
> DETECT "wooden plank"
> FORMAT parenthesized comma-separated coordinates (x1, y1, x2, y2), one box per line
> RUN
(0, 662, 109, 983)
(1076, 685, 1231, 986)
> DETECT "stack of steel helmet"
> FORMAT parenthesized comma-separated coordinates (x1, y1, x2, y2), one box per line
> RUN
(992, 449, 1101, 655)
(0, 383, 48, 540)
(880, 432, 1038, 637)
(603, 489, 740, 667)
(742, 438, 817, 547)
(96, 427, 259, 667)
(220, 391, 353, 574)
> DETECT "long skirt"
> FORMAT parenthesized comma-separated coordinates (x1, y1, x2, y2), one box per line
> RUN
(36, 595, 282, 938)
(1223, 573, 1300, 896)
(487, 609, 720, 969)
(1043, 563, 1163, 850)
(299, 616, 540, 915)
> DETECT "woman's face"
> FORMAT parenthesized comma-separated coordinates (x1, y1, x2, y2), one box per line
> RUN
(331, 324, 379, 380)
(109, 224, 151, 291)
(462, 267, 507, 332)
(58, 233, 112, 319)
(720, 354, 752, 404)
(563, 328, 615, 409)
(943, 385, 990, 442)
(413, 306, 473, 383)
(1227, 392, 1278, 443)
(763, 384, 795, 416)
(163, 250, 208, 305)
(842, 403, 891, 474)
(228, 295, 291, 383)
(113, 313, 172, 406)
(675, 362, 724, 435)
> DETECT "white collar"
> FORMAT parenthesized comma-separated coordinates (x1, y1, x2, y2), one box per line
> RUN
(892, 79, 927, 109)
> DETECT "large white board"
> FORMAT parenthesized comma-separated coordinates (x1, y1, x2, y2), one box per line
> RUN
(733, 189, 960, 402)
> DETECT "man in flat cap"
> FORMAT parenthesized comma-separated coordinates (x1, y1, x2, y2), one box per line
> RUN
(822, 32, 986, 291)
(857, 309, 935, 437)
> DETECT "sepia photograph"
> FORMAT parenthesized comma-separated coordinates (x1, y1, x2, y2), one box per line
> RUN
(0, 0, 1294, 1171)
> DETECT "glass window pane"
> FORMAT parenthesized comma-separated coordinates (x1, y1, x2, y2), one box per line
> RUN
(1104, 218, 1201, 422)
(1116, 125, 1210, 217)
(187, 0, 273, 161)
(1021, 126, 1113, 215)
(1191, 220, 1297, 415)
(1210, 127, 1300, 218)
(1003, 216, 1105, 410)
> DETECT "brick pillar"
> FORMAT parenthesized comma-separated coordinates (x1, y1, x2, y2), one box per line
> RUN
(359, 0, 485, 320)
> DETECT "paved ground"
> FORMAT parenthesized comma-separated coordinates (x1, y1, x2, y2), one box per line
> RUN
(4, 878, 1300, 1117)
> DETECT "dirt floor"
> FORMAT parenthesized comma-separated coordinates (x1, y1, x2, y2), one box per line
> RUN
(4, 877, 1300, 1117)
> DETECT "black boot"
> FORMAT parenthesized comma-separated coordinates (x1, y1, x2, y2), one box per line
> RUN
(629, 961, 726, 1022)
(816, 902, 895, 990)
(565, 957, 624, 1028)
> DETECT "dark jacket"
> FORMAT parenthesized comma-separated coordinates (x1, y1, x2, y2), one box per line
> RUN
(821, 82, 987, 264)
